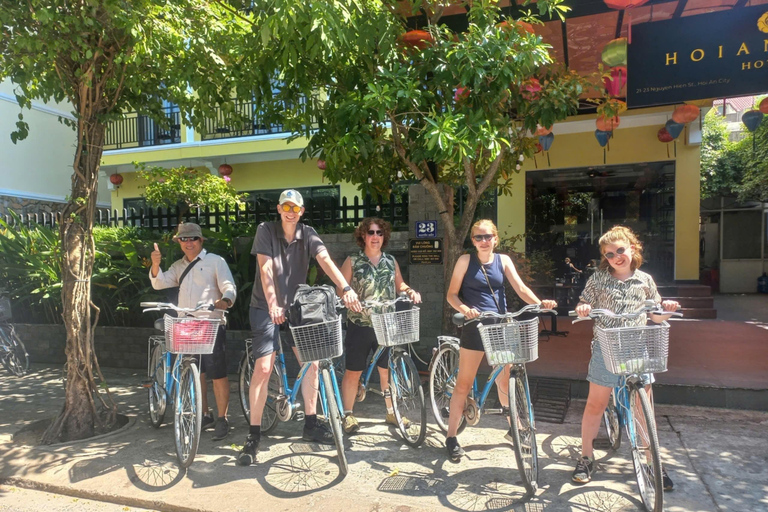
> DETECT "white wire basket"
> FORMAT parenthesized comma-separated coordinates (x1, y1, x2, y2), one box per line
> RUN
(290, 316, 343, 363)
(0, 296, 11, 322)
(477, 317, 540, 365)
(371, 307, 420, 347)
(595, 322, 670, 375)
(164, 314, 222, 354)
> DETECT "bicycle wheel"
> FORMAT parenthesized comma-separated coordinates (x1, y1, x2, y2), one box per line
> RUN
(507, 366, 538, 494)
(389, 351, 427, 448)
(148, 343, 167, 428)
(174, 359, 202, 469)
(321, 367, 348, 476)
(261, 364, 281, 434)
(429, 344, 466, 434)
(0, 325, 29, 377)
(628, 386, 663, 512)
(603, 389, 621, 451)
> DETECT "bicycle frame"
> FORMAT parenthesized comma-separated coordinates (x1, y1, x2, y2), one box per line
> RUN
(148, 338, 194, 415)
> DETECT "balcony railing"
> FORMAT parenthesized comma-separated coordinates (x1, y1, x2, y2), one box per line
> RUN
(103, 105, 181, 150)
(201, 97, 312, 141)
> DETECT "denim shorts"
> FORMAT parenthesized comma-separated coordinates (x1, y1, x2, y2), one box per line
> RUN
(587, 340, 654, 388)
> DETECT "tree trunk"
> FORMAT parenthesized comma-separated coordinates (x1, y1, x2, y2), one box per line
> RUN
(42, 117, 116, 444)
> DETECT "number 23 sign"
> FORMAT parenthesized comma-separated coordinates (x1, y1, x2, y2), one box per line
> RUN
(415, 220, 437, 238)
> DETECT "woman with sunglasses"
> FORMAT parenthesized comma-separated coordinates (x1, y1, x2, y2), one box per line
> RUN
(444, 219, 556, 461)
(571, 226, 679, 488)
(338, 217, 422, 434)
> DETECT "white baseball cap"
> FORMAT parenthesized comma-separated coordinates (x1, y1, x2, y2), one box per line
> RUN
(278, 189, 304, 207)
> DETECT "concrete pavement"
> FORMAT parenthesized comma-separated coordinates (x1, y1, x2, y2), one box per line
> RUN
(1, 365, 766, 512)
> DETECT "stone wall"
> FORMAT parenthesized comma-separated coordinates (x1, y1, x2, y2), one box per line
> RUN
(0, 194, 67, 217)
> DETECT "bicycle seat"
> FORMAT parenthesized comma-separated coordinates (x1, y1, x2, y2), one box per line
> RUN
(154, 318, 165, 332)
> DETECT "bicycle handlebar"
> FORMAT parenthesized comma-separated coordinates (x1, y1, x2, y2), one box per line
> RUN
(452, 303, 555, 326)
(361, 293, 413, 310)
(140, 301, 227, 317)
(568, 300, 682, 323)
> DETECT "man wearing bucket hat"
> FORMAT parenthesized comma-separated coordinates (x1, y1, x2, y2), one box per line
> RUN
(237, 189, 361, 466)
(150, 222, 237, 441)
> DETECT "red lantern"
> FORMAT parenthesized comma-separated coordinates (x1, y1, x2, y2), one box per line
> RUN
(217, 163, 233, 176)
(454, 87, 470, 102)
(521, 78, 542, 101)
(535, 124, 552, 136)
(603, 0, 649, 9)
(596, 115, 620, 132)
(109, 173, 123, 186)
(401, 30, 433, 50)
(515, 20, 535, 35)
(603, 66, 627, 97)
(317, 159, 327, 170)
(657, 127, 674, 143)
(759, 98, 768, 114)
(534, 142, 543, 154)
(671, 104, 700, 124)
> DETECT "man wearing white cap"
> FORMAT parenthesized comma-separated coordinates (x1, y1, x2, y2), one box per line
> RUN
(150, 222, 236, 441)
(238, 189, 361, 466)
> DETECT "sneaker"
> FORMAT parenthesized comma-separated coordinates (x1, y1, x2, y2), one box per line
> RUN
(201, 412, 215, 431)
(237, 435, 259, 466)
(446, 436, 465, 462)
(343, 414, 360, 435)
(572, 456, 594, 484)
(385, 412, 411, 428)
(212, 417, 229, 441)
(662, 467, 674, 491)
(303, 422, 335, 444)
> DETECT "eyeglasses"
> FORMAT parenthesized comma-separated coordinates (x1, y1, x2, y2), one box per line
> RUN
(178, 236, 200, 242)
(280, 204, 302, 213)
(472, 234, 494, 242)
(367, 230, 383, 236)
(604, 246, 628, 260)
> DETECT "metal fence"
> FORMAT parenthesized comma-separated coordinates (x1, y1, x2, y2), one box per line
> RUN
(104, 105, 182, 150)
(2, 194, 409, 232)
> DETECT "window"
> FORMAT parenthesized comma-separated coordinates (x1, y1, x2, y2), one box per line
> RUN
(722, 211, 762, 259)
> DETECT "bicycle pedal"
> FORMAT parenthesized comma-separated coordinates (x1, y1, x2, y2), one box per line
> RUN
(140, 380, 153, 388)
(294, 411, 305, 421)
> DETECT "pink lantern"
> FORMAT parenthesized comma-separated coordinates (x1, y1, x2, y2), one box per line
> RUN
(317, 159, 327, 170)
(603, 66, 627, 97)
(521, 78, 542, 101)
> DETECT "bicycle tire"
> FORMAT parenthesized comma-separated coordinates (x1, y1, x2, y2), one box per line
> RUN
(321, 367, 348, 476)
(0, 325, 28, 377)
(508, 367, 538, 494)
(148, 343, 167, 428)
(428, 344, 466, 435)
(628, 386, 663, 512)
(237, 350, 252, 423)
(389, 351, 427, 448)
(261, 364, 281, 434)
(603, 389, 621, 451)
(174, 359, 202, 469)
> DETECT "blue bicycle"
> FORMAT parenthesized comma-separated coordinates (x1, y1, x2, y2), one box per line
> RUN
(571, 302, 682, 512)
(428, 304, 551, 494)
(142, 302, 226, 468)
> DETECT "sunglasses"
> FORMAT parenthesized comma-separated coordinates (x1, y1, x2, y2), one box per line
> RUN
(178, 236, 200, 242)
(280, 204, 302, 213)
(472, 234, 494, 242)
(367, 230, 383, 236)
(604, 246, 628, 260)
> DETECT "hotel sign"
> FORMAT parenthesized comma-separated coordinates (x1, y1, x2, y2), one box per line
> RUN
(628, 5, 768, 107)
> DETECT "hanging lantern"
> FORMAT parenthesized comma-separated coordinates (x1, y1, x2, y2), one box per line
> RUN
(534, 142, 543, 154)
(521, 78, 542, 101)
(515, 20, 535, 35)
(538, 132, 554, 151)
(535, 124, 552, 136)
(317, 159, 327, 170)
(742, 110, 764, 132)
(601, 38, 628, 68)
(603, 67, 627, 97)
(217, 163, 233, 176)
(596, 115, 620, 132)
(759, 98, 768, 115)
(109, 173, 123, 186)
(657, 127, 674, 143)
(603, 0, 649, 9)
(594, 130, 612, 148)
(454, 87, 470, 103)
(401, 30, 433, 50)
(665, 119, 685, 140)
(671, 104, 700, 124)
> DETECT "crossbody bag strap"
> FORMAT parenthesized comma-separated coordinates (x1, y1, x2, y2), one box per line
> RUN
(477, 254, 503, 314)
(177, 257, 200, 289)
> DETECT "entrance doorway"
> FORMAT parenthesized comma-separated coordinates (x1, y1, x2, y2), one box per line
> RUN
(525, 162, 675, 304)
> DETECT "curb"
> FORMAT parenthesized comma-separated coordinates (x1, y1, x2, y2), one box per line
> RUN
(12, 414, 137, 450)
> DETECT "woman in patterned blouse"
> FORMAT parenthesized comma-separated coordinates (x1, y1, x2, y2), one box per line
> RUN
(338, 218, 421, 435)
(571, 226, 680, 488)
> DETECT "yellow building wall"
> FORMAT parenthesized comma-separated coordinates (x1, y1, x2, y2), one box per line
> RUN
(497, 121, 701, 281)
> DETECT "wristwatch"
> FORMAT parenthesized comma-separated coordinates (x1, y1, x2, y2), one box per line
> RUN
(222, 297, 233, 307)
(342, 286, 352, 294)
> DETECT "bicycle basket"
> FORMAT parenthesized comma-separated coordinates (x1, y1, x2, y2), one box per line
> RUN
(290, 316, 343, 363)
(477, 317, 540, 365)
(164, 314, 222, 354)
(595, 322, 670, 375)
(0, 296, 11, 322)
(371, 307, 420, 347)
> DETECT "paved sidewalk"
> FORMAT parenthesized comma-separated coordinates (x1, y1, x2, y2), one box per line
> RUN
(2, 365, 767, 512)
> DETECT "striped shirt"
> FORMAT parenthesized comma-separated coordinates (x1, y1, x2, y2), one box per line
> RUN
(579, 268, 661, 332)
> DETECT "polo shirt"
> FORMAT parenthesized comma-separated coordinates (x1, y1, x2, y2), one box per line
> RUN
(250, 221, 326, 310)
